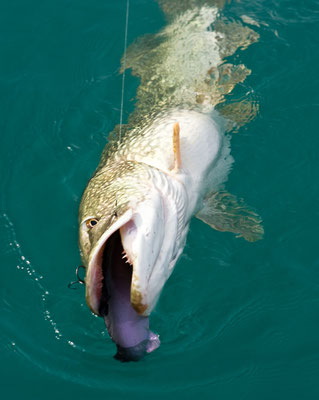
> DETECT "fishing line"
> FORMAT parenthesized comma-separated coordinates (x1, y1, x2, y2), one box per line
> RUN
(119, 0, 130, 143)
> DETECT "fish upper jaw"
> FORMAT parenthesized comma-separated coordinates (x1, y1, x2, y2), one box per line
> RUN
(84, 209, 134, 315)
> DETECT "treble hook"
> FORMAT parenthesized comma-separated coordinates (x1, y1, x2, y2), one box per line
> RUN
(68, 265, 86, 289)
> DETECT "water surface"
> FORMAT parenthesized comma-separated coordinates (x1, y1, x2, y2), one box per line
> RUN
(1, 1, 319, 399)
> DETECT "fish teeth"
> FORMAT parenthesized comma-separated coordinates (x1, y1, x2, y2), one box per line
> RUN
(122, 250, 132, 264)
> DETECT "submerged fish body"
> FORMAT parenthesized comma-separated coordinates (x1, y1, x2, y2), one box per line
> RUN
(79, 1, 263, 361)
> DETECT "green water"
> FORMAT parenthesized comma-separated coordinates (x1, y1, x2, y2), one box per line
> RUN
(1, 0, 319, 398)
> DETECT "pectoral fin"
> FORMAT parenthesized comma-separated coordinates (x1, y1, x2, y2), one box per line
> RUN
(218, 100, 259, 132)
(196, 191, 263, 242)
(173, 122, 182, 172)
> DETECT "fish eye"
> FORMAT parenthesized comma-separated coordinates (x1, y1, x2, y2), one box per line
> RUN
(86, 218, 98, 229)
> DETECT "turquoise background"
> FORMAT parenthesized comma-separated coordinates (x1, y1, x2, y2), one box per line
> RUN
(1, 1, 319, 399)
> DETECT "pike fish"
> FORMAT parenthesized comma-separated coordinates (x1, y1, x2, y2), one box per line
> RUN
(79, 0, 263, 361)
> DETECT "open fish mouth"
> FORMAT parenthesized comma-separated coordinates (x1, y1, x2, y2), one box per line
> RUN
(85, 210, 160, 361)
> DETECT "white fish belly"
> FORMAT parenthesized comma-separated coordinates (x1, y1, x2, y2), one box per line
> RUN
(128, 109, 231, 214)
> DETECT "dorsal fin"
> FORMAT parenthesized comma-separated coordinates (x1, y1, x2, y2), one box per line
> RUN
(173, 122, 182, 171)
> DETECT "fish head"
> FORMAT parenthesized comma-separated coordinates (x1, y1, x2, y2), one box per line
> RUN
(79, 161, 186, 360)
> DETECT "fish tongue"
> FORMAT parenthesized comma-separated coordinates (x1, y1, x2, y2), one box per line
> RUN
(114, 331, 160, 362)
(103, 231, 160, 361)
(105, 309, 160, 362)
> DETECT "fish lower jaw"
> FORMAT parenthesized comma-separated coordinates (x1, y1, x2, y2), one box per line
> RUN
(130, 283, 149, 316)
